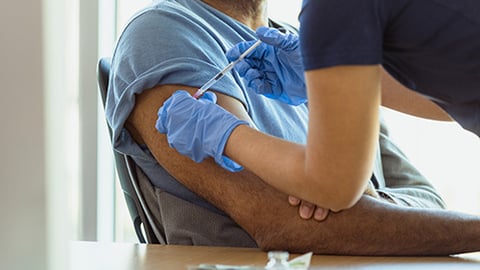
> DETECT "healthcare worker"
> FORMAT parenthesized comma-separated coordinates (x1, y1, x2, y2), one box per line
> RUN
(156, 0, 479, 212)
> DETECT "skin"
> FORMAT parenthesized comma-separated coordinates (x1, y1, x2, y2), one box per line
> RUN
(126, 0, 480, 255)
(381, 70, 452, 121)
(227, 66, 382, 211)
(129, 85, 480, 255)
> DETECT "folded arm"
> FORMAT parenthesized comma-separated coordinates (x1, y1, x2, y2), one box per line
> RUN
(127, 85, 480, 256)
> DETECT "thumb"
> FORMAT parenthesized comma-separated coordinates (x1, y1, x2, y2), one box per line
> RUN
(226, 40, 260, 62)
(256, 26, 298, 51)
(199, 91, 217, 103)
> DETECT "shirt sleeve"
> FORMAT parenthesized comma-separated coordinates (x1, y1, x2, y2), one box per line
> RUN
(299, 0, 384, 70)
(105, 7, 245, 151)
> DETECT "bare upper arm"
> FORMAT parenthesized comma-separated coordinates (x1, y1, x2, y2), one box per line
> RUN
(125, 84, 281, 234)
(126, 84, 256, 165)
(126, 84, 253, 172)
(381, 68, 452, 121)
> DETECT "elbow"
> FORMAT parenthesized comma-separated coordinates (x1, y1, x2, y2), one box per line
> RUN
(329, 180, 366, 211)
(328, 193, 361, 212)
(303, 174, 366, 212)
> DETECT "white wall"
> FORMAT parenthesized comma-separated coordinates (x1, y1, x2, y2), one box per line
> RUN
(0, 0, 88, 269)
(0, 1, 47, 270)
(383, 108, 480, 214)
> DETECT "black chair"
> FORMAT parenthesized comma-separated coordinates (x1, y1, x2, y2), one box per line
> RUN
(97, 57, 164, 244)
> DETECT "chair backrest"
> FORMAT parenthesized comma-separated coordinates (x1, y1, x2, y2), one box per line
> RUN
(97, 57, 163, 244)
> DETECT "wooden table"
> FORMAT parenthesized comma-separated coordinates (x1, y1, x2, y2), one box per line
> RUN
(70, 241, 480, 270)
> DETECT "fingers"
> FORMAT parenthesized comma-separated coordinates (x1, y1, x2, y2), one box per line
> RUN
(300, 202, 329, 221)
(199, 91, 217, 103)
(288, 196, 330, 221)
(156, 90, 217, 133)
(155, 105, 168, 133)
(226, 40, 261, 61)
(256, 26, 284, 46)
(235, 61, 269, 95)
(288, 196, 301, 206)
(313, 207, 329, 221)
(234, 60, 256, 77)
(255, 26, 298, 51)
(225, 43, 242, 61)
(288, 196, 314, 219)
(156, 90, 190, 132)
(298, 200, 315, 220)
(246, 76, 263, 92)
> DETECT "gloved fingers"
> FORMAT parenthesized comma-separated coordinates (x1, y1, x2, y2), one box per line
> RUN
(155, 88, 248, 171)
(262, 71, 282, 96)
(225, 40, 272, 62)
(156, 90, 191, 133)
(243, 67, 262, 85)
(226, 40, 262, 62)
(255, 26, 282, 45)
(234, 60, 254, 77)
(155, 105, 168, 133)
(248, 69, 284, 97)
(198, 91, 217, 104)
(256, 26, 298, 51)
(249, 77, 272, 96)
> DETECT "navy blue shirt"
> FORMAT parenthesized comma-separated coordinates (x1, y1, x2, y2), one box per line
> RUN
(299, 0, 480, 136)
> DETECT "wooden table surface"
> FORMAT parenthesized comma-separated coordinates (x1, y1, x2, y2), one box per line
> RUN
(70, 241, 480, 270)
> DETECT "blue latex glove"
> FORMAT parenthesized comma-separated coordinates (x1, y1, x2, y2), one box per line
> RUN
(226, 26, 307, 105)
(156, 90, 248, 172)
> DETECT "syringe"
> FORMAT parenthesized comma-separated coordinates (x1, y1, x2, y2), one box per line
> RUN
(192, 40, 262, 99)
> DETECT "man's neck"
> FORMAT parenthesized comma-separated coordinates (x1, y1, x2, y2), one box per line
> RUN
(202, 0, 268, 30)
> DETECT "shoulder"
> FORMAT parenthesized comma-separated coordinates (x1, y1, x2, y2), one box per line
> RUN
(110, 0, 231, 83)
(115, 3, 201, 53)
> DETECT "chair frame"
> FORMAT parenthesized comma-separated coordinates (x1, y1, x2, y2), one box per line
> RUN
(96, 57, 164, 244)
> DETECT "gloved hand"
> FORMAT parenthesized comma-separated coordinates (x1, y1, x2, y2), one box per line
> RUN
(156, 90, 248, 172)
(226, 26, 307, 105)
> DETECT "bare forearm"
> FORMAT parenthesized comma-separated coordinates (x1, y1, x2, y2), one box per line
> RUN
(252, 195, 480, 256)
(226, 125, 369, 211)
(164, 158, 480, 256)
(219, 180, 480, 256)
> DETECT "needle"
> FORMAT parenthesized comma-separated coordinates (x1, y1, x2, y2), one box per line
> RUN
(192, 40, 262, 99)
